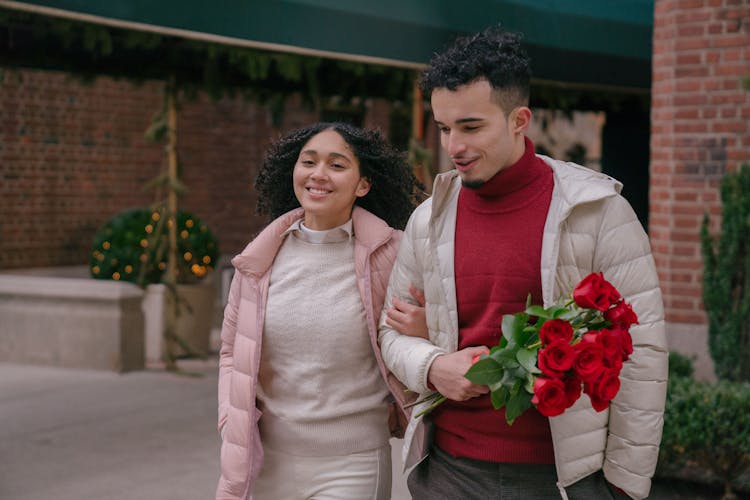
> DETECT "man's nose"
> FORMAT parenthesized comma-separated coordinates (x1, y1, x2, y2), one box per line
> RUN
(446, 132, 467, 156)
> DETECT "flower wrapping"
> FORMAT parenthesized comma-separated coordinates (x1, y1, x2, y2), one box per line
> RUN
(416, 272, 638, 425)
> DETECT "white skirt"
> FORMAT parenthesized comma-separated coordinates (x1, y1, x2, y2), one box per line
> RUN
(252, 443, 392, 500)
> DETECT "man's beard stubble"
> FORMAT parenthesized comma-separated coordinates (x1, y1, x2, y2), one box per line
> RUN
(461, 178, 486, 189)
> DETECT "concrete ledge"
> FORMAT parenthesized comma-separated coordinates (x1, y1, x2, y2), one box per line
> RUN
(0, 267, 145, 372)
(666, 321, 716, 382)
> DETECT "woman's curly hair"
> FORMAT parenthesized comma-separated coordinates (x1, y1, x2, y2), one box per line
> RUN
(255, 122, 423, 230)
(420, 25, 531, 113)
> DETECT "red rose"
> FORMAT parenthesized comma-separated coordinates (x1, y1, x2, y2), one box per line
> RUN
(584, 369, 621, 412)
(539, 319, 574, 345)
(532, 377, 569, 417)
(591, 329, 623, 369)
(563, 374, 582, 407)
(572, 339, 605, 383)
(605, 300, 639, 328)
(538, 339, 576, 377)
(573, 272, 621, 311)
(610, 325, 634, 361)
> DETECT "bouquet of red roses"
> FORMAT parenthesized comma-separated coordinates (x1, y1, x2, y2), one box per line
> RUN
(415, 272, 638, 425)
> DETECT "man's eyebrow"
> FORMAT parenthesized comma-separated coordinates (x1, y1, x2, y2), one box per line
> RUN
(434, 117, 485, 125)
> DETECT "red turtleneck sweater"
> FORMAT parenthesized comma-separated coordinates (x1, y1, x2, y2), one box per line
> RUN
(433, 137, 556, 463)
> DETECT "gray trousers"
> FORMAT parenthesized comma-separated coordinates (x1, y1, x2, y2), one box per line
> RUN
(407, 445, 617, 500)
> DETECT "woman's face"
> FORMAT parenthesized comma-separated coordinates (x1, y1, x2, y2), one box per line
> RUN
(292, 129, 371, 230)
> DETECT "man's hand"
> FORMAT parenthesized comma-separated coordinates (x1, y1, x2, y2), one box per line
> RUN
(385, 285, 428, 339)
(428, 346, 490, 401)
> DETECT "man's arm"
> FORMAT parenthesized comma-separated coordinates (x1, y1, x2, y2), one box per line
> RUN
(594, 194, 669, 498)
(378, 209, 446, 394)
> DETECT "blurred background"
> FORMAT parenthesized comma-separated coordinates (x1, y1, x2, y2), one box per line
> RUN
(1, 1, 749, 498)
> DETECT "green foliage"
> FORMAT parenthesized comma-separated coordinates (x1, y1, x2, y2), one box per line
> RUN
(0, 7, 414, 120)
(660, 377, 750, 497)
(701, 164, 750, 382)
(668, 351, 695, 380)
(89, 207, 218, 286)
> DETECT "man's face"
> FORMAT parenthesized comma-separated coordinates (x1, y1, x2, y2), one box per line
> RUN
(431, 79, 521, 188)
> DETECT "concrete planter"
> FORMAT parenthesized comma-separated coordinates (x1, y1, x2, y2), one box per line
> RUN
(0, 267, 144, 372)
(142, 281, 215, 363)
(0, 266, 217, 371)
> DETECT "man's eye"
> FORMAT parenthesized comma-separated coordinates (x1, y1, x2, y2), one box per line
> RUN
(464, 126, 480, 132)
(438, 126, 450, 134)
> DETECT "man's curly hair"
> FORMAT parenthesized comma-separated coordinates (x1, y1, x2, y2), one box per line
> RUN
(255, 122, 422, 230)
(420, 25, 531, 113)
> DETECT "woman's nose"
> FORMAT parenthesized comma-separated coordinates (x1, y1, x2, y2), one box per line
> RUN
(310, 163, 327, 180)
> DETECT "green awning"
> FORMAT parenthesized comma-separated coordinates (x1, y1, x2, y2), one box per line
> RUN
(0, 0, 653, 89)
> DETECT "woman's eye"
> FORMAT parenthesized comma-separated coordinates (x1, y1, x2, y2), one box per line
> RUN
(301, 160, 314, 166)
(331, 163, 346, 170)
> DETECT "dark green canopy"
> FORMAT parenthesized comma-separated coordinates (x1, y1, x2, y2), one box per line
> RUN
(0, 0, 653, 89)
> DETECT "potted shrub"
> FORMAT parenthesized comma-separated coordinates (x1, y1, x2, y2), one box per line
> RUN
(90, 206, 219, 366)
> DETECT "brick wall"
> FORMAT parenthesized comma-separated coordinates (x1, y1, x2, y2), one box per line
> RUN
(0, 67, 321, 269)
(651, 0, 750, 326)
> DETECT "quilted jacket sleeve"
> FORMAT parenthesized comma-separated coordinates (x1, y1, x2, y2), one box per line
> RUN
(594, 195, 669, 499)
(217, 272, 242, 435)
(378, 208, 446, 394)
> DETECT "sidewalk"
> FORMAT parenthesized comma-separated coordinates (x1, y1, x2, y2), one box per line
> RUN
(0, 358, 410, 500)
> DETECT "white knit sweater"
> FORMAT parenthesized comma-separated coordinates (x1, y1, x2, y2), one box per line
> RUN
(257, 220, 390, 456)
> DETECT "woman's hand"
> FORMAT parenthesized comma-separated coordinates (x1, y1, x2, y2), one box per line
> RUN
(385, 285, 428, 339)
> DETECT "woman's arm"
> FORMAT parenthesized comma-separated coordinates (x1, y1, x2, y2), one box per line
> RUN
(385, 285, 428, 339)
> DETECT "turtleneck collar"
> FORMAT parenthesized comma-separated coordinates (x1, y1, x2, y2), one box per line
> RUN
(283, 218, 353, 244)
(468, 136, 540, 197)
(459, 137, 552, 213)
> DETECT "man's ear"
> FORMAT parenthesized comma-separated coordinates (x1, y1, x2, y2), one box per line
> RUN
(511, 106, 532, 135)
(356, 177, 371, 198)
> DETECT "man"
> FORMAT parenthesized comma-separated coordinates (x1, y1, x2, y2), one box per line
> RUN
(379, 26, 667, 499)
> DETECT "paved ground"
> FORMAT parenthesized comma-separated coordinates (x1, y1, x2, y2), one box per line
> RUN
(1, 358, 733, 500)
(0, 357, 410, 500)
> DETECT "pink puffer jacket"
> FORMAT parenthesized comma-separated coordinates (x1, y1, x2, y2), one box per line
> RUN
(215, 206, 410, 500)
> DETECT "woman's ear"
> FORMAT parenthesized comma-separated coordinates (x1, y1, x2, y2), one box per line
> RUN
(356, 177, 371, 198)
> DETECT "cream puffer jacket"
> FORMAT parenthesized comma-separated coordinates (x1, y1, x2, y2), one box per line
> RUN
(216, 206, 409, 500)
(378, 157, 668, 500)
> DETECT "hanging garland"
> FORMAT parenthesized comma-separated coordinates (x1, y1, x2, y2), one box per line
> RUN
(0, 6, 416, 121)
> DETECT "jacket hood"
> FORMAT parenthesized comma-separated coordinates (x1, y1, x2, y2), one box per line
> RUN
(231, 206, 394, 278)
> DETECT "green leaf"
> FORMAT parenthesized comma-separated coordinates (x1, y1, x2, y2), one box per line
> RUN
(501, 312, 531, 344)
(516, 347, 541, 374)
(491, 348, 520, 371)
(525, 372, 536, 393)
(547, 305, 569, 318)
(558, 309, 580, 321)
(488, 379, 505, 392)
(491, 386, 510, 409)
(505, 391, 534, 425)
(499, 369, 519, 386)
(501, 314, 517, 342)
(525, 305, 549, 318)
(523, 332, 540, 348)
(464, 358, 503, 385)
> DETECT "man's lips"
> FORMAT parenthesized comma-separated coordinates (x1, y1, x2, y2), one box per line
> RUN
(453, 157, 478, 173)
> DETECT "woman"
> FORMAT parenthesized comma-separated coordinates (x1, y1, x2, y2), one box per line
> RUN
(216, 122, 423, 500)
